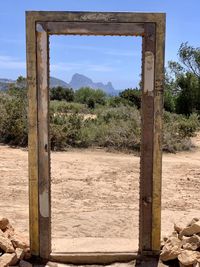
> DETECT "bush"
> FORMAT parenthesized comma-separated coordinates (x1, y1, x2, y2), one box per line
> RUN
(50, 100, 90, 114)
(88, 106, 141, 150)
(0, 89, 28, 146)
(50, 112, 84, 150)
(74, 87, 106, 106)
(163, 112, 200, 152)
(0, 87, 199, 153)
(106, 96, 130, 107)
(119, 88, 141, 109)
(50, 86, 74, 101)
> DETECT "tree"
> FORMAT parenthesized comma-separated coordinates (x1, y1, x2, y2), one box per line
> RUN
(163, 69, 176, 112)
(167, 43, 200, 115)
(16, 76, 27, 88)
(176, 73, 199, 115)
(178, 42, 200, 78)
(119, 88, 141, 109)
(50, 86, 74, 101)
(74, 87, 106, 106)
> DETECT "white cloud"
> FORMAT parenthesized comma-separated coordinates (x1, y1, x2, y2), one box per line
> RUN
(0, 55, 26, 70)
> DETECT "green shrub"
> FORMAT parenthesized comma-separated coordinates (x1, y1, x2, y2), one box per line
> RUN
(163, 112, 200, 152)
(49, 112, 84, 150)
(119, 88, 141, 109)
(50, 86, 74, 101)
(0, 89, 27, 146)
(0, 88, 199, 153)
(74, 87, 106, 106)
(50, 100, 90, 114)
(88, 106, 141, 150)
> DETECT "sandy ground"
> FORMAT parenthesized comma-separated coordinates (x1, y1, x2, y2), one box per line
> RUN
(0, 133, 200, 253)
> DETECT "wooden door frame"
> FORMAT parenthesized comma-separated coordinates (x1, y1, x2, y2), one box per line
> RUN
(26, 11, 166, 263)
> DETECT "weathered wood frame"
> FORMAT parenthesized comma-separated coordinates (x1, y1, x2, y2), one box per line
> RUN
(26, 11, 165, 263)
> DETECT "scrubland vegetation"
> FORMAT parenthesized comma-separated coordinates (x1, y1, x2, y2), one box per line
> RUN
(0, 42, 200, 152)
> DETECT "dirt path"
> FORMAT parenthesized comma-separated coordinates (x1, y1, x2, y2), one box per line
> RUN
(0, 133, 200, 252)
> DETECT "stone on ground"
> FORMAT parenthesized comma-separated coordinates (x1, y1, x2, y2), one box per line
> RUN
(0, 218, 9, 231)
(179, 221, 200, 239)
(0, 230, 15, 252)
(178, 250, 200, 265)
(160, 236, 182, 261)
(0, 252, 18, 266)
(182, 235, 200, 250)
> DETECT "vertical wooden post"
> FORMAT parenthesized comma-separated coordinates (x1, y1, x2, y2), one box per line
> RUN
(139, 16, 165, 254)
(152, 15, 166, 252)
(139, 23, 156, 253)
(26, 13, 40, 256)
(36, 23, 51, 259)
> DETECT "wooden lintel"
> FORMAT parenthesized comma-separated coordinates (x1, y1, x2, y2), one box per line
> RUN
(40, 22, 144, 36)
(26, 11, 165, 25)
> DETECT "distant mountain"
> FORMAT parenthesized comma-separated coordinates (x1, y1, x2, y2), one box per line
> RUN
(0, 77, 69, 91)
(69, 73, 118, 95)
(0, 74, 119, 96)
(0, 79, 15, 91)
(0, 78, 15, 84)
(50, 77, 70, 88)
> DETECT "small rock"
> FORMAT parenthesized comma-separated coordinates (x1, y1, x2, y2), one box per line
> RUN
(19, 260, 33, 267)
(175, 222, 185, 234)
(16, 247, 25, 261)
(0, 218, 9, 231)
(170, 231, 179, 238)
(0, 252, 18, 266)
(187, 218, 199, 227)
(3, 223, 15, 239)
(182, 235, 200, 251)
(160, 236, 182, 261)
(11, 233, 29, 249)
(179, 221, 200, 238)
(0, 230, 15, 253)
(178, 250, 200, 265)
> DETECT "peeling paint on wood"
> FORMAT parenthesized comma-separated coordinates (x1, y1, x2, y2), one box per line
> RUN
(36, 23, 51, 259)
(144, 51, 154, 94)
(39, 189, 49, 217)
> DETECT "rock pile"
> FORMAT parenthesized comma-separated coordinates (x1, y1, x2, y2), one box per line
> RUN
(0, 217, 31, 266)
(160, 218, 200, 266)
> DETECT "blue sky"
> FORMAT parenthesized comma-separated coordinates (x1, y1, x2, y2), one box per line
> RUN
(0, 0, 200, 90)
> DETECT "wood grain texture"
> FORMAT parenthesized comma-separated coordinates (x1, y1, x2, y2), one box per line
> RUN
(36, 23, 51, 259)
(26, 11, 165, 24)
(152, 14, 166, 253)
(26, 13, 39, 256)
(50, 252, 139, 264)
(41, 22, 144, 36)
(139, 23, 156, 253)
